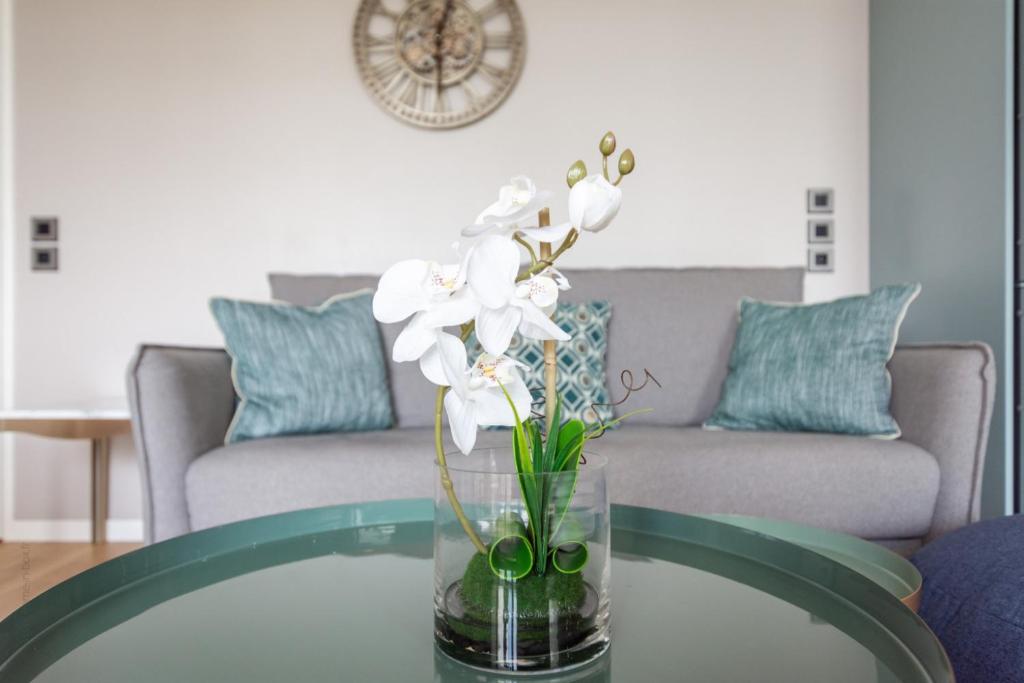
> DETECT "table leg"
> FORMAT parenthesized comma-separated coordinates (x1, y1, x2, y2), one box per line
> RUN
(91, 437, 110, 544)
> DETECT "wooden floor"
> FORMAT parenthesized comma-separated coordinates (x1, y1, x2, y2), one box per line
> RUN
(0, 542, 141, 619)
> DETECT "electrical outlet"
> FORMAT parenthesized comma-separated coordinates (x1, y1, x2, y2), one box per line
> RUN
(807, 219, 834, 244)
(807, 248, 834, 272)
(807, 188, 834, 214)
(31, 216, 59, 241)
(31, 247, 58, 271)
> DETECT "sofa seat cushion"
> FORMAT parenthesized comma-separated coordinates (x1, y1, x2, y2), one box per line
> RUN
(600, 427, 939, 539)
(185, 426, 940, 540)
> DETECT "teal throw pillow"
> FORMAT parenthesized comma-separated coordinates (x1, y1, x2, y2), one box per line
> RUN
(704, 284, 921, 438)
(211, 290, 393, 443)
(467, 301, 613, 425)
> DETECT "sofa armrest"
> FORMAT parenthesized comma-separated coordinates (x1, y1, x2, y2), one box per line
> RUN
(889, 343, 996, 541)
(127, 345, 235, 543)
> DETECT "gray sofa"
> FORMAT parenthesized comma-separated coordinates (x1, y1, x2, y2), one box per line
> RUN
(127, 268, 995, 556)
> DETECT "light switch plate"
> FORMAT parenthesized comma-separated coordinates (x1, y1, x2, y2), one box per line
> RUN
(31, 216, 59, 241)
(807, 219, 834, 243)
(807, 188, 834, 214)
(31, 247, 58, 271)
(807, 247, 834, 272)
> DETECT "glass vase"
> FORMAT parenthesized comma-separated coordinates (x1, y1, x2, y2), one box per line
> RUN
(433, 447, 611, 673)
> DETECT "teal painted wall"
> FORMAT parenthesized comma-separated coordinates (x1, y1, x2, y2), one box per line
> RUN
(870, 0, 1014, 517)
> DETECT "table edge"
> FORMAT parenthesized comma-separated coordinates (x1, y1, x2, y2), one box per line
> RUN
(0, 500, 952, 682)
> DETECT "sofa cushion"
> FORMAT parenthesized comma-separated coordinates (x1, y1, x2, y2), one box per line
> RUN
(210, 292, 393, 443)
(268, 273, 441, 429)
(705, 284, 920, 437)
(269, 267, 804, 428)
(185, 426, 938, 539)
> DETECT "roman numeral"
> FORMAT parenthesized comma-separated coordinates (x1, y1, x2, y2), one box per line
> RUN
(374, 4, 399, 20)
(477, 0, 502, 22)
(461, 80, 481, 105)
(364, 35, 394, 53)
(399, 78, 419, 107)
(485, 32, 514, 50)
(477, 62, 506, 85)
(371, 56, 402, 83)
(383, 70, 408, 96)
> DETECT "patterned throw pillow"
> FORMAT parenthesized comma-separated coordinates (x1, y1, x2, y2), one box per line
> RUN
(467, 301, 613, 425)
(704, 284, 921, 437)
(210, 290, 393, 443)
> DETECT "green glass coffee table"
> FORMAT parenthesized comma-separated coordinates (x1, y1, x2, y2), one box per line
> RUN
(0, 501, 950, 682)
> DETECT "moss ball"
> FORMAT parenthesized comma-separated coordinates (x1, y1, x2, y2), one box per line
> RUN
(458, 552, 586, 623)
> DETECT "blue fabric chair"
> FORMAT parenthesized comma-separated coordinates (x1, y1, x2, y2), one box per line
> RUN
(911, 514, 1024, 682)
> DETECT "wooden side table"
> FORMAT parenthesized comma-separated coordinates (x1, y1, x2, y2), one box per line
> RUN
(0, 403, 132, 543)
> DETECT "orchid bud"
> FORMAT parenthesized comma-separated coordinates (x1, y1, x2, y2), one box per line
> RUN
(569, 174, 622, 233)
(566, 160, 587, 188)
(599, 131, 617, 156)
(618, 149, 635, 176)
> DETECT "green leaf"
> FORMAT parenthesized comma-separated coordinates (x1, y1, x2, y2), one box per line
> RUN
(521, 419, 549, 575)
(499, 381, 541, 563)
(554, 419, 586, 473)
(526, 419, 543, 474)
(549, 513, 589, 574)
(542, 395, 563, 474)
(512, 430, 539, 540)
(544, 418, 587, 549)
(551, 542, 589, 575)
(547, 468, 579, 541)
(488, 513, 534, 580)
(520, 419, 547, 574)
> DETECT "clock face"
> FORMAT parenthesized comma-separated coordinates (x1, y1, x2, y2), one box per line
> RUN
(354, 0, 526, 129)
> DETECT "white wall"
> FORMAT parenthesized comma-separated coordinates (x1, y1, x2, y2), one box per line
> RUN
(4, 0, 868, 539)
(1, 0, 14, 540)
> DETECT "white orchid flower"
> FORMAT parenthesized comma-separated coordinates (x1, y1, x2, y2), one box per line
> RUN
(568, 174, 622, 233)
(372, 258, 479, 380)
(435, 332, 533, 455)
(462, 175, 572, 243)
(516, 268, 570, 316)
(466, 236, 571, 355)
(518, 222, 574, 243)
(463, 176, 548, 235)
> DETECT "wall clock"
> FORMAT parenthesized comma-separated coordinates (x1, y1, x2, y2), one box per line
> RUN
(353, 0, 526, 129)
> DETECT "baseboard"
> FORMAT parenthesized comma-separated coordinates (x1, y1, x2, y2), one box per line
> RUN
(1, 517, 144, 542)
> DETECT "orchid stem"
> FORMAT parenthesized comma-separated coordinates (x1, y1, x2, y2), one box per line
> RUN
(602, 155, 609, 181)
(434, 323, 486, 554)
(435, 385, 488, 555)
(516, 228, 578, 282)
(537, 208, 558, 435)
(513, 233, 539, 266)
